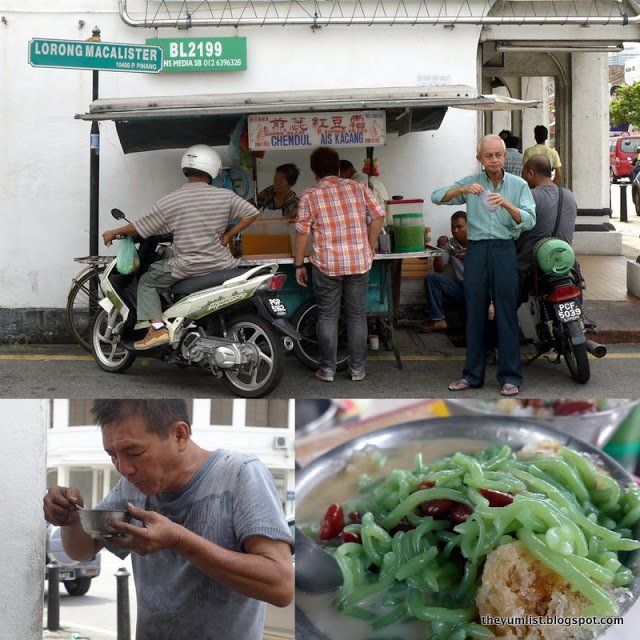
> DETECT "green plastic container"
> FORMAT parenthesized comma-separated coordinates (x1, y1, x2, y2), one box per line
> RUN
(392, 213, 424, 252)
(533, 238, 575, 275)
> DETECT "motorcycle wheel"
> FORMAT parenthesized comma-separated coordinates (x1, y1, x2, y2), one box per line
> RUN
(291, 299, 349, 371)
(91, 308, 136, 374)
(561, 324, 590, 384)
(221, 313, 284, 398)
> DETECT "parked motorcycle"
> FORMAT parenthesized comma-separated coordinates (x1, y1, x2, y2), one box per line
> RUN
(517, 238, 606, 384)
(90, 209, 299, 397)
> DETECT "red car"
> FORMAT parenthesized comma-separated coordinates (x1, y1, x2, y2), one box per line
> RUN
(609, 133, 640, 182)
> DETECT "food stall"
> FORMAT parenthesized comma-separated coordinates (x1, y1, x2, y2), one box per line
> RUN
(77, 85, 538, 368)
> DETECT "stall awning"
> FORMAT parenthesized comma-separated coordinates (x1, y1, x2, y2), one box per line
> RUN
(76, 85, 539, 153)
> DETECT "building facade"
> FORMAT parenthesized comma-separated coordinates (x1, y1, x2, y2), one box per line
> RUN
(1, 1, 635, 339)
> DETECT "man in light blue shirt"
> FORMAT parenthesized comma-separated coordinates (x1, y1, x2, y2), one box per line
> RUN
(431, 134, 536, 396)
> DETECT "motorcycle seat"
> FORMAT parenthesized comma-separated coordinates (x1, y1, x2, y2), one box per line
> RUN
(171, 267, 249, 300)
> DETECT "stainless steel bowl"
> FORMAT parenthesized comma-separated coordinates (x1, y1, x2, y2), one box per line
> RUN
(445, 399, 639, 447)
(78, 509, 131, 538)
(295, 416, 640, 640)
(296, 400, 339, 436)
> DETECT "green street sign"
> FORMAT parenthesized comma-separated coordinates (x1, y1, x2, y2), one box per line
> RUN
(28, 38, 163, 73)
(146, 37, 247, 73)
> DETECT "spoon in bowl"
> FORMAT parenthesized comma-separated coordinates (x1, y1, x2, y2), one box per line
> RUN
(295, 527, 343, 593)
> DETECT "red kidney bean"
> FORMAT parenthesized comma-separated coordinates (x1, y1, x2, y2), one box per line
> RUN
(551, 400, 598, 416)
(418, 481, 435, 490)
(421, 499, 454, 519)
(478, 488, 514, 507)
(318, 503, 345, 540)
(450, 503, 473, 524)
(389, 519, 415, 536)
(341, 531, 361, 544)
(348, 511, 362, 524)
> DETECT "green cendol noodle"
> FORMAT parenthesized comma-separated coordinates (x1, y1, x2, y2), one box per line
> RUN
(307, 443, 640, 639)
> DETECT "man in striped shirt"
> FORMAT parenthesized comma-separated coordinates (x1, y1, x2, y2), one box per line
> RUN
(103, 145, 259, 350)
(294, 147, 386, 382)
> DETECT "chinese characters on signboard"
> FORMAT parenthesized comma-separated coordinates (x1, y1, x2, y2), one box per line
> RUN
(247, 111, 386, 150)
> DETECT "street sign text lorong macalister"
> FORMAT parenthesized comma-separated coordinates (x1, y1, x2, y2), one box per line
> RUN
(28, 38, 163, 73)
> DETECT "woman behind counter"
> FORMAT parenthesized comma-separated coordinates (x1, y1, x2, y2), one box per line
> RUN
(256, 163, 300, 219)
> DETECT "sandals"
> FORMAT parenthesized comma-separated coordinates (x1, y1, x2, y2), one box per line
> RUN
(500, 383, 520, 397)
(448, 378, 473, 391)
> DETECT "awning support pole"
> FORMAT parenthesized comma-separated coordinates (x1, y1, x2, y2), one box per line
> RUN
(89, 27, 101, 257)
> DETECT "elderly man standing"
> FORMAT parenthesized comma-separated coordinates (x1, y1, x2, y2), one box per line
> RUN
(431, 134, 536, 396)
(294, 147, 386, 382)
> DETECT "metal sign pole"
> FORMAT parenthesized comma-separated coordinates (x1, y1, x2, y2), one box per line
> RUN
(89, 27, 101, 257)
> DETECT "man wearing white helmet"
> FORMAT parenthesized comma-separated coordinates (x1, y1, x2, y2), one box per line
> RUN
(103, 145, 260, 349)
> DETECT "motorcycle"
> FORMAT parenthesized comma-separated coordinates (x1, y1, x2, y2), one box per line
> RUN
(90, 209, 300, 398)
(517, 238, 607, 384)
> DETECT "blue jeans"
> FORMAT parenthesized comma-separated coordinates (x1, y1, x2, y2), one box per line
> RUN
(311, 265, 369, 376)
(424, 272, 464, 321)
(463, 240, 522, 388)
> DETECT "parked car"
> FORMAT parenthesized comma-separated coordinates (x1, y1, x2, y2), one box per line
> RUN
(46, 523, 101, 596)
(264, 515, 295, 640)
(609, 134, 640, 182)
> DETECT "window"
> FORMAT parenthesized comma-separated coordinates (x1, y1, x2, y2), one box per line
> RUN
(47, 468, 58, 488)
(69, 468, 95, 508)
(245, 400, 288, 428)
(270, 471, 287, 512)
(209, 400, 234, 425)
(68, 400, 94, 427)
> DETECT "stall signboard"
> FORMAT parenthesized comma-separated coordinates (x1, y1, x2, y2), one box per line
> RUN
(146, 37, 246, 72)
(248, 111, 386, 150)
(28, 38, 163, 73)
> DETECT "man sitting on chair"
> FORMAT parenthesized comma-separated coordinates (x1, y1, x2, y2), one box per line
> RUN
(419, 211, 468, 333)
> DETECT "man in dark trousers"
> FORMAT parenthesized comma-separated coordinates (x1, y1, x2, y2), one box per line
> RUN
(431, 134, 536, 396)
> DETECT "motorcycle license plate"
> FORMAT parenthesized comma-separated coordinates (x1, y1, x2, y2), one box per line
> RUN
(555, 300, 582, 323)
(267, 297, 287, 318)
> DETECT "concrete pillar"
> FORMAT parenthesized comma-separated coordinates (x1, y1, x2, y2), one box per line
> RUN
(571, 52, 609, 209)
(522, 76, 547, 150)
(0, 400, 47, 638)
(491, 86, 512, 135)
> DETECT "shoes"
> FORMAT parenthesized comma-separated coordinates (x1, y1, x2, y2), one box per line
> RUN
(500, 383, 520, 397)
(418, 319, 448, 333)
(315, 369, 334, 382)
(133, 327, 169, 350)
(350, 371, 366, 381)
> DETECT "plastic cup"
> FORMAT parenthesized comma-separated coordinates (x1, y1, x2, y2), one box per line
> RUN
(480, 189, 498, 212)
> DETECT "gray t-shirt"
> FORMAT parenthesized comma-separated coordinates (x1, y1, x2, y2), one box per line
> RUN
(516, 184, 577, 272)
(96, 450, 293, 640)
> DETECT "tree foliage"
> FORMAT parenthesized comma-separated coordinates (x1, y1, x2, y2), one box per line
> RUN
(610, 83, 640, 129)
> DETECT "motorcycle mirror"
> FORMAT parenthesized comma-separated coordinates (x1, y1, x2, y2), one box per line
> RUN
(111, 208, 128, 222)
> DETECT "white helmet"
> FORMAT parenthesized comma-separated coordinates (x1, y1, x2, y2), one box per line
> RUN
(180, 145, 222, 181)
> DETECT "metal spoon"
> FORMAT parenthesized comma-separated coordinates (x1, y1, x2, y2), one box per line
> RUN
(67, 497, 85, 510)
(295, 527, 343, 593)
